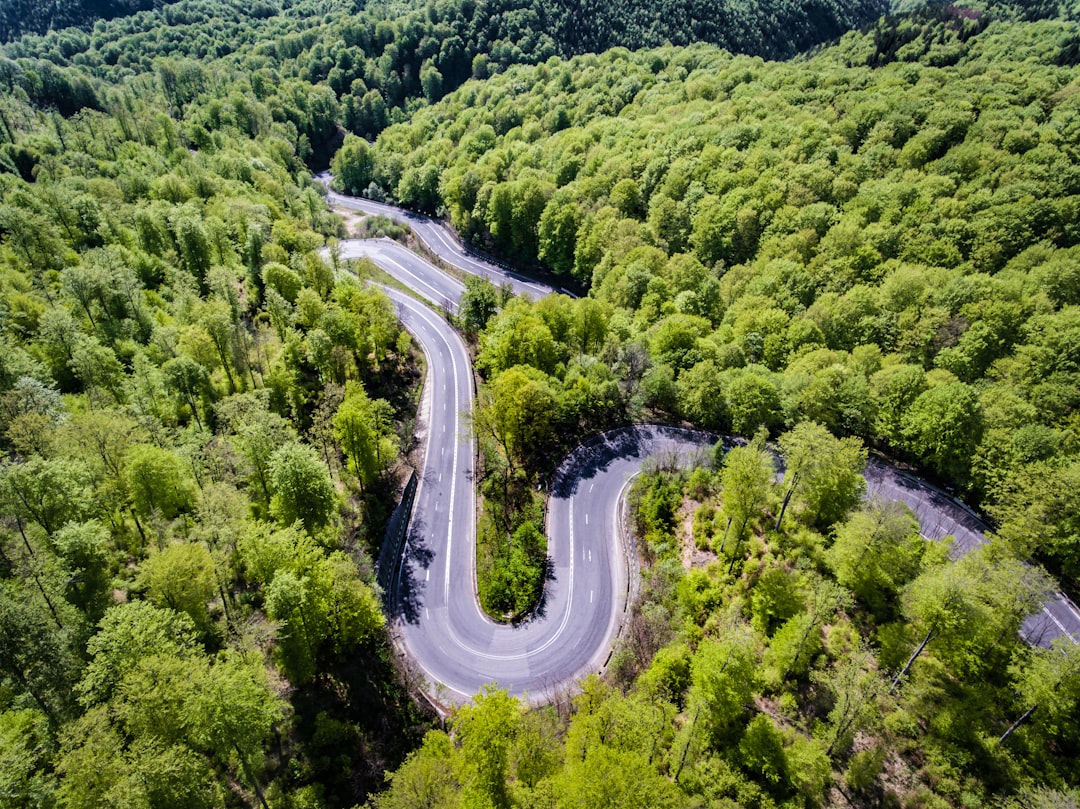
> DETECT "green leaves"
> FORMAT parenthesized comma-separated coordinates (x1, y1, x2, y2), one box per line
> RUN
(334, 380, 397, 492)
(268, 442, 338, 533)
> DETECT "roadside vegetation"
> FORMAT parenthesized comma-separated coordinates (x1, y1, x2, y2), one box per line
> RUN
(350, 16, 1080, 601)
(370, 427, 1080, 808)
(1, 0, 1080, 804)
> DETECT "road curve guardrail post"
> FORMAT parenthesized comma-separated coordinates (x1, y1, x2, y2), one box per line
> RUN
(377, 469, 418, 603)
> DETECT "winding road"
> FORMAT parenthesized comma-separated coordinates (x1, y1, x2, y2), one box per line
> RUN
(326, 185, 1080, 703)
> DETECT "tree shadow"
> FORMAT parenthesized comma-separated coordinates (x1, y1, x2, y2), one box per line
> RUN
(391, 511, 434, 625)
(512, 555, 557, 627)
(551, 425, 724, 499)
(551, 427, 648, 498)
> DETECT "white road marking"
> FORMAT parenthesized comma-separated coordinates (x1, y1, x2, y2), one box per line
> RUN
(590, 590, 594, 604)
(1042, 604, 1078, 643)
(426, 569, 430, 582)
(590, 483, 594, 493)
(585, 513, 589, 525)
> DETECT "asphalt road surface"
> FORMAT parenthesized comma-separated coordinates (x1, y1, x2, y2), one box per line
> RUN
(337, 238, 466, 314)
(379, 278, 717, 700)
(864, 460, 1080, 646)
(320, 173, 553, 300)
(328, 186, 1079, 704)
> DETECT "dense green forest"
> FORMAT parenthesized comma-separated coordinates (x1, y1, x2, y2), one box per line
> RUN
(0, 0, 159, 44)
(370, 433, 1080, 808)
(351, 16, 1080, 594)
(0, 0, 896, 160)
(1, 0, 1080, 804)
(0, 14, 440, 802)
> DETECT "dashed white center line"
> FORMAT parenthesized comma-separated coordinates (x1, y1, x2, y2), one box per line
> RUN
(590, 483, 594, 493)
(590, 590, 594, 603)
(425, 607, 430, 619)
(426, 569, 430, 582)
(585, 513, 589, 525)
(589, 549, 592, 562)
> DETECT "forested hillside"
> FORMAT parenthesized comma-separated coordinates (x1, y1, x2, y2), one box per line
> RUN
(0, 0, 158, 43)
(351, 18, 1080, 806)
(1, 0, 1080, 804)
(0, 0, 894, 159)
(354, 16, 1080, 593)
(0, 16, 440, 803)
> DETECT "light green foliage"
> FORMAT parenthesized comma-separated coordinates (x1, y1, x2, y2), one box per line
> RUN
(717, 433, 774, 569)
(138, 542, 217, 633)
(749, 566, 804, 637)
(61, 650, 281, 809)
(453, 685, 522, 809)
(813, 643, 886, 757)
(826, 501, 923, 616)
(481, 519, 546, 616)
(49, 520, 112, 620)
(6, 1, 1080, 805)
(638, 643, 693, 706)
(690, 627, 759, 737)
(458, 276, 503, 334)
(844, 745, 886, 793)
(334, 380, 397, 492)
(725, 369, 783, 437)
(763, 578, 848, 687)
(241, 521, 384, 683)
(78, 602, 199, 707)
(1007, 639, 1080, 744)
(268, 441, 338, 533)
(478, 300, 563, 378)
(894, 547, 1038, 680)
(738, 713, 786, 786)
(216, 392, 298, 505)
(776, 422, 867, 530)
(989, 458, 1080, 577)
(479, 366, 558, 474)
(1, 457, 93, 536)
(560, 677, 684, 808)
(0, 32, 419, 804)
(123, 444, 195, 522)
(0, 708, 56, 809)
(900, 381, 982, 485)
(332, 134, 376, 196)
(369, 731, 461, 809)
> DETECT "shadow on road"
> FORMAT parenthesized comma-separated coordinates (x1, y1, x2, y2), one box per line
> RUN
(512, 557, 557, 627)
(393, 513, 434, 625)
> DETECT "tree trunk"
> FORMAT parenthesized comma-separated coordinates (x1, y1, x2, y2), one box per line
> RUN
(781, 615, 820, 683)
(130, 507, 148, 549)
(234, 743, 271, 809)
(727, 516, 750, 574)
(28, 565, 63, 631)
(671, 706, 700, 783)
(717, 516, 732, 554)
(890, 627, 936, 693)
(998, 703, 1038, 745)
(774, 472, 800, 531)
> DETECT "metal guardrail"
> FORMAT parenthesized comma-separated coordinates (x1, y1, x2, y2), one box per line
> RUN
(377, 470, 418, 602)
